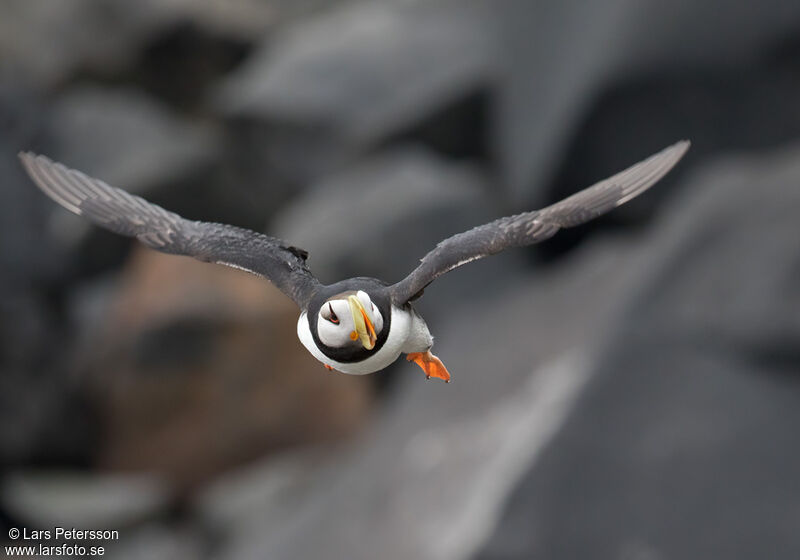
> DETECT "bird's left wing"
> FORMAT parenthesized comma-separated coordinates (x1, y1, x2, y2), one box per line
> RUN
(389, 140, 690, 305)
(19, 153, 321, 309)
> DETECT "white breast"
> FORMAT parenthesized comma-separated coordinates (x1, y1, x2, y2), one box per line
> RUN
(297, 305, 423, 375)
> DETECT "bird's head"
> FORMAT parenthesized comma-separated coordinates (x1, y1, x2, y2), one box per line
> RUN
(316, 290, 384, 351)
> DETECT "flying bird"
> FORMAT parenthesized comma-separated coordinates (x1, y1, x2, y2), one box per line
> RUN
(19, 141, 689, 383)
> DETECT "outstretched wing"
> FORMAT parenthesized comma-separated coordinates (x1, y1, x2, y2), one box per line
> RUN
(389, 140, 690, 305)
(19, 153, 321, 309)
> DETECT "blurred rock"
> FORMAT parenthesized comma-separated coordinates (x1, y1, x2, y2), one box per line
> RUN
(0, 0, 153, 86)
(46, 86, 219, 196)
(2, 471, 169, 529)
(194, 446, 331, 532)
(142, 0, 340, 40)
(82, 248, 373, 489)
(0, 82, 69, 287)
(0, 0, 277, 88)
(216, 2, 493, 182)
(214, 0, 800, 200)
(102, 523, 204, 560)
(122, 21, 252, 111)
(0, 292, 95, 467)
(271, 147, 505, 290)
(140, 0, 274, 41)
(540, 51, 800, 258)
(476, 145, 800, 559)
(0, 84, 97, 469)
(495, 0, 800, 204)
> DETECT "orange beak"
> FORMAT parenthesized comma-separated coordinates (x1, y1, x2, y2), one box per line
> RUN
(348, 295, 377, 350)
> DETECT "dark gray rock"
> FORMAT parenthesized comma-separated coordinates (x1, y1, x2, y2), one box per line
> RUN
(2, 471, 169, 529)
(0, 292, 95, 467)
(476, 144, 800, 559)
(494, 0, 800, 204)
(46, 86, 219, 196)
(215, 2, 493, 182)
(0, 84, 96, 468)
(0, 83, 66, 287)
(102, 524, 204, 560)
(0, 0, 277, 87)
(194, 446, 332, 537)
(541, 49, 800, 256)
(216, 0, 800, 200)
(270, 147, 508, 297)
(0, 0, 153, 86)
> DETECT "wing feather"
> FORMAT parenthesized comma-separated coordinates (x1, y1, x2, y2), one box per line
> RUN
(19, 153, 321, 309)
(389, 140, 690, 304)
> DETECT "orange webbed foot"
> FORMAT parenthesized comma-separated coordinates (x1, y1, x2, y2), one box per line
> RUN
(406, 350, 451, 383)
(324, 364, 334, 371)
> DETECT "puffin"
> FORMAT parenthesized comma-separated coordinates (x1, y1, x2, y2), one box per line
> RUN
(18, 140, 689, 383)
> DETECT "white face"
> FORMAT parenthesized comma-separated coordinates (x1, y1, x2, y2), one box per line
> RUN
(317, 290, 384, 349)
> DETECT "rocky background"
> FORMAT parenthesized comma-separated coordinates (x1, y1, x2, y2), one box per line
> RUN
(1, 1, 799, 558)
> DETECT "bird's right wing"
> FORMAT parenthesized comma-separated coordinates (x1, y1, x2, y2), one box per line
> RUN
(20, 153, 321, 309)
(389, 140, 690, 305)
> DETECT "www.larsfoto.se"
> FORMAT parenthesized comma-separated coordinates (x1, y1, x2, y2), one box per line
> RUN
(6, 543, 106, 557)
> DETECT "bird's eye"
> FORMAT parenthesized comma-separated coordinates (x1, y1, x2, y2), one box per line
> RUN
(326, 302, 339, 324)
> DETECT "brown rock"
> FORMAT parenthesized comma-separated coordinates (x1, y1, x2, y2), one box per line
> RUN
(85, 247, 373, 490)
